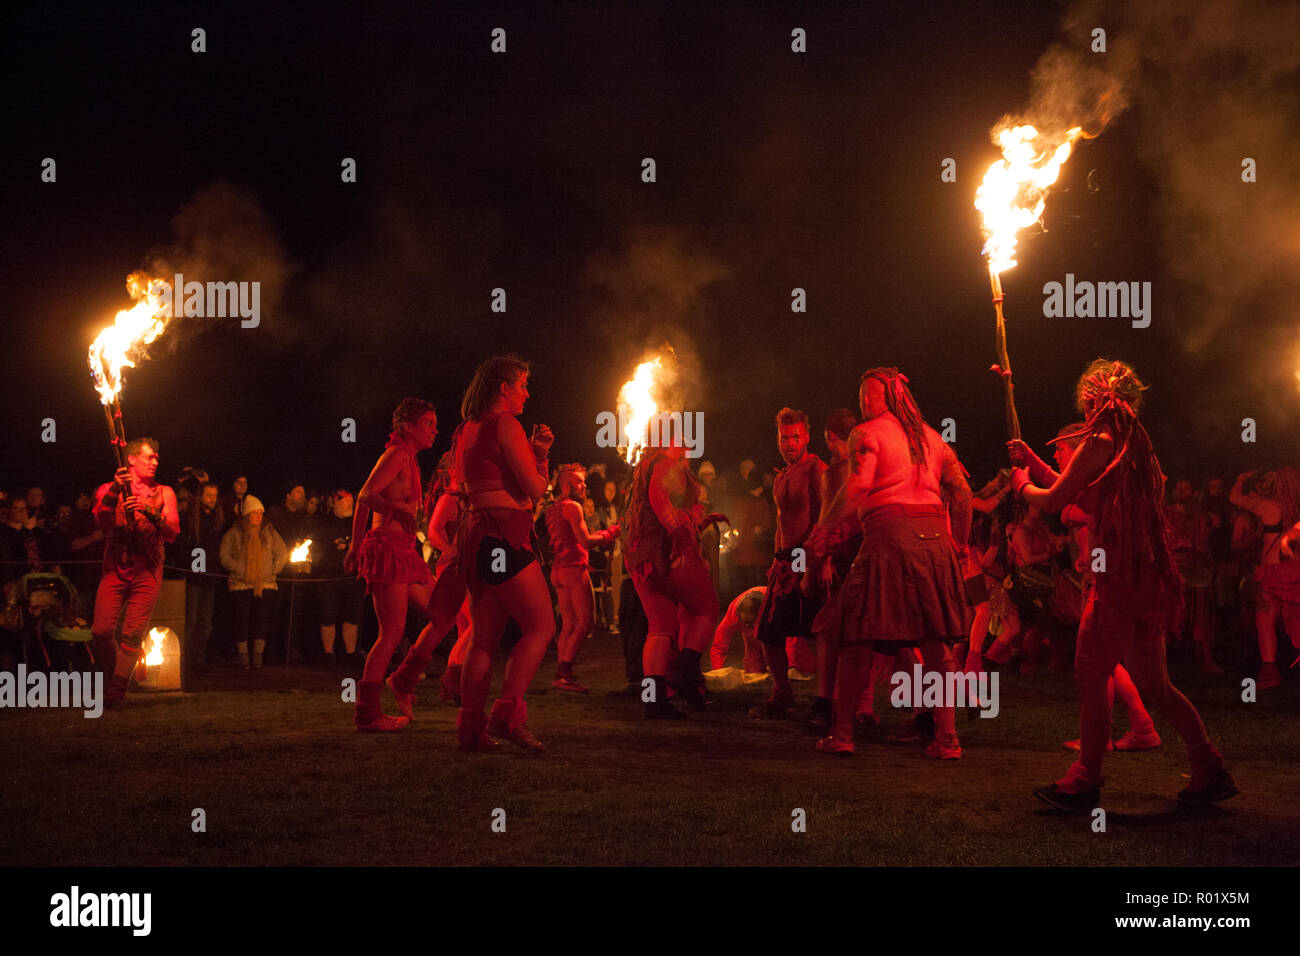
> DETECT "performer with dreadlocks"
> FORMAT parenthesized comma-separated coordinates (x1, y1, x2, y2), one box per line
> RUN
(1010, 359, 1237, 810)
(1230, 466, 1300, 688)
(546, 463, 620, 692)
(344, 398, 439, 732)
(624, 417, 726, 717)
(804, 368, 973, 757)
(1035, 423, 1161, 754)
(750, 408, 826, 718)
(452, 354, 554, 751)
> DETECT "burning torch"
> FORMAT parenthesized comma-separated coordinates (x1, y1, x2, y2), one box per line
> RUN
(975, 124, 1082, 440)
(87, 273, 173, 466)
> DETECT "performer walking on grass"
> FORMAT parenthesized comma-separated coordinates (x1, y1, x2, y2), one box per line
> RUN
(1047, 425, 1161, 755)
(750, 408, 826, 718)
(804, 407, 873, 729)
(546, 464, 620, 693)
(344, 398, 440, 732)
(624, 422, 726, 718)
(420, 453, 475, 706)
(804, 368, 973, 758)
(1010, 359, 1237, 811)
(91, 438, 180, 707)
(452, 354, 555, 752)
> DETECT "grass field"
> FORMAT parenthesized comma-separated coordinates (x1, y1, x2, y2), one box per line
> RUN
(3, 633, 1298, 867)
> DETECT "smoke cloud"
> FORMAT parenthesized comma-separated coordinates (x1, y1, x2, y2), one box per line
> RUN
(581, 226, 728, 411)
(145, 180, 296, 345)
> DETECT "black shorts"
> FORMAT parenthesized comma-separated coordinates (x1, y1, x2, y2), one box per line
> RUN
(476, 536, 537, 587)
(756, 589, 821, 646)
(317, 578, 365, 625)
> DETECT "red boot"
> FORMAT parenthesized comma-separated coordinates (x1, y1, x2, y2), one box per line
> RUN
(456, 707, 499, 752)
(355, 680, 409, 732)
(487, 696, 545, 751)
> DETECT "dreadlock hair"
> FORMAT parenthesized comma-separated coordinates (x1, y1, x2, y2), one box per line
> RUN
(1074, 358, 1146, 417)
(392, 397, 435, 432)
(1271, 466, 1300, 529)
(1063, 358, 1182, 631)
(860, 367, 928, 469)
(775, 407, 808, 430)
(460, 353, 530, 420)
(824, 407, 858, 442)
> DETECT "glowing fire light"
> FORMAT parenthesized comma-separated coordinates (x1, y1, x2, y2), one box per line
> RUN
(975, 124, 1083, 276)
(145, 627, 167, 666)
(291, 539, 313, 563)
(88, 273, 174, 406)
(618, 356, 665, 465)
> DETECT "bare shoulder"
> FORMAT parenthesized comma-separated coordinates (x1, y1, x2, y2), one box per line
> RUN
(497, 414, 527, 441)
(849, 421, 879, 451)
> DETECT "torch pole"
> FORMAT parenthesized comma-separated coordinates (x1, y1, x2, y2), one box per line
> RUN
(112, 399, 128, 459)
(989, 267, 1022, 441)
(102, 404, 125, 468)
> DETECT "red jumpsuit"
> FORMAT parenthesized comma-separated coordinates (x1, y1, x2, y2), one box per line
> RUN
(91, 480, 174, 694)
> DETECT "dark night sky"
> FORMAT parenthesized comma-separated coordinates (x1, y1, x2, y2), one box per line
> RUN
(3, 0, 1296, 505)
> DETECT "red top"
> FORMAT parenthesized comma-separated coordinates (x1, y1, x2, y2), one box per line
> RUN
(93, 480, 169, 571)
(456, 412, 530, 501)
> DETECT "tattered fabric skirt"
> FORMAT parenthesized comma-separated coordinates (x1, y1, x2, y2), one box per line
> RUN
(357, 527, 434, 595)
(455, 507, 537, 597)
(836, 504, 972, 647)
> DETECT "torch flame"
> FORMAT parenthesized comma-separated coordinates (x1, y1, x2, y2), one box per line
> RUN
(975, 124, 1083, 275)
(291, 539, 312, 563)
(617, 357, 664, 465)
(145, 627, 167, 666)
(88, 272, 174, 405)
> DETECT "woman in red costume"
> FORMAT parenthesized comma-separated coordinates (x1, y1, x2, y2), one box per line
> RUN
(623, 422, 725, 717)
(1010, 359, 1238, 810)
(452, 354, 554, 751)
(344, 398, 439, 732)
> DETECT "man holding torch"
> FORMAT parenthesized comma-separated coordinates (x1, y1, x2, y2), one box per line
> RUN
(91, 438, 180, 707)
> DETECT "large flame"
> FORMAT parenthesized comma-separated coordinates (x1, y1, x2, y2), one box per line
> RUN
(290, 539, 312, 563)
(145, 627, 167, 666)
(975, 124, 1083, 275)
(617, 357, 665, 465)
(88, 272, 174, 405)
